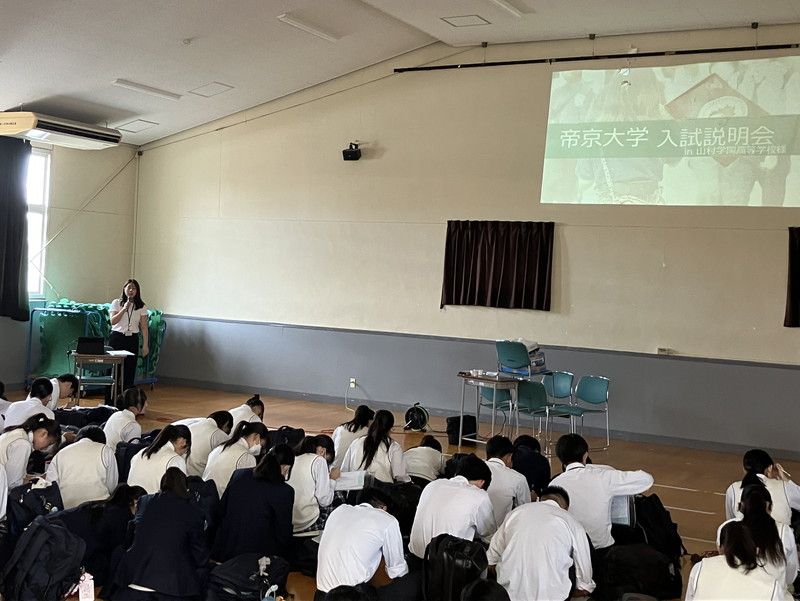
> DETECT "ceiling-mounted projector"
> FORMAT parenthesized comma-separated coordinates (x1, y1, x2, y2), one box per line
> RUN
(0, 112, 122, 150)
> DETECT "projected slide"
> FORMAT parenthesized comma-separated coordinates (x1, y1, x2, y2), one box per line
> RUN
(541, 56, 800, 206)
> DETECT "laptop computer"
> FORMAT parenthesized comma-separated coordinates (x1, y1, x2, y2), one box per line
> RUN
(76, 336, 105, 355)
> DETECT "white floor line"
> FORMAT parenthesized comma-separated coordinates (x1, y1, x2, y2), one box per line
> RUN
(654, 483, 727, 496)
(683, 536, 716, 544)
(664, 505, 717, 515)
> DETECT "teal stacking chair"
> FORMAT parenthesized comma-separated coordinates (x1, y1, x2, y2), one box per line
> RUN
(548, 375, 611, 450)
(543, 371, 577, 433)
(477, 341, 533, 433)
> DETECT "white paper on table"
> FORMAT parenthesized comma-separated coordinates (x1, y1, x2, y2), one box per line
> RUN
(334, 470, 366, 491)
(106, 350, 135, 356)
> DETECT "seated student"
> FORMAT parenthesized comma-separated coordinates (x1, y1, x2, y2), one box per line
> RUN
(50, 484, 147, 589)
(725, 448, 800, 527)
(212, 444, 295, 563)
(484, 435, 531, 527)
(46, 373, 80, 410)
(104, 388, 147, 450)
(511, 435, 551, 496)
(332, 405, 374, 470)
(4, 377, 55, 428)
(128, 425, 191, 494)
(174, 410, 233, 477)
(288, 435, 340, 534)
(112, 468, 209, 601)
(403, 435, 444, 486)
(0, 413, 61, 488)
(203, 421, 268, 497)
(45, 425, 118, 508)
(549, 433, 653, 552)
(409, 453, 496, 559)
(315, 488, 408, 600)
(228, 394, 264, 431)
(460, 580, 511, 601)
(341, 410, 410, 484)
(487, 485, 594, 601)
(686, 521, 786, 601)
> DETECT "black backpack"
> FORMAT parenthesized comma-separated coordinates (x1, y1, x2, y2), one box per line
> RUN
(6, 480, 64, 539)
(633, 494, 686, 561)
(423, 534, 487, 601)
(358, 480, 422, 536)
(445, 416, 476, 447)
(115, 429, 161, 483)
(187, 475, 220, 533)
(206, 552, 290, 601)
(599, 543, 683, 601)
(0, 516, 86, 601)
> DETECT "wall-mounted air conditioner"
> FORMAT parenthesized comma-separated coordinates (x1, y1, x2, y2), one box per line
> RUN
(0, 112, 122, 150)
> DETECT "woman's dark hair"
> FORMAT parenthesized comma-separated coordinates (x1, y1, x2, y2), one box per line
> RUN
(56, 373, 80, 396)
(143, 424, 191, 459)
(120, 278, 145, 310)
(513, 435, 542, 454)
(740, 483, 785, 565)
(5, 413, 61, 438)
(160, 467, 188, 498)
(208, 410, 234, 432)
(76, 425, 106, 445)
(296, 435, 319, 455)
(341, 405, 375, 433)
(460, 579, 511, 601)
(359, 410, 394, 471)
(719, 521, 759, 573)
(254, 443, 295, 482)
(245, 394, 264, 411)
(455, 453, 492, 490)
(86, 484, 147, 524)
(741, 449, 774, 488)
(419, 435, 442, 452)
(555, 434, 589, 466)
(116, 387, 147, 411)
(222, 421, 267, 450)
(316, 434, 335, 465)
(29, 377, 54, 401)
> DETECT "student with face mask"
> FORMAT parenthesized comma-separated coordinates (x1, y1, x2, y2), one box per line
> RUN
(127, 425, 191, 494)
(202, 421, 268, 497)
(0, 413, 61, 488)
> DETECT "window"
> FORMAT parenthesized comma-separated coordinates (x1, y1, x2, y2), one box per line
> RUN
(26, 148, 51, 296)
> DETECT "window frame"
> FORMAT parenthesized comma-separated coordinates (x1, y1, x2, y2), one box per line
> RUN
(26, 146, 51, 298)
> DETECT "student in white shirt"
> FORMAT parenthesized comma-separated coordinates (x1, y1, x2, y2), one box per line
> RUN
(686, 521, 786, 601)
(173, 411, 233, 477)
(228, 394, 264, 432)
(4, 377, 55, 429)
(104, 387, 147, 450)
(316, 487, 408, 598)
(331, 404, 374, 469)
(203, 421, 268, 497)
(409, 453, 496, 559)
(128, 424, 191, 494)
(485, 435, 531, 527)
(549, 434, 653, 551)
(341, 410, 410, 484)
(404, 435, 444, 486)
(46, 426, 118, 508)
(46, 374, 80, 411)
(0, 413, 61, 488)
(288, 435, 340, 533)
(488, 485, 595, 601)
(107, 278, 149, 396)
(724, 448, 800, 527)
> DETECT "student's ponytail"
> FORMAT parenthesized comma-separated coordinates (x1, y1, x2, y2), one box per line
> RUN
(360, 410, 393, 470)
(6, 413, 61, 439)
(222, 421, 267, 450)
(719, 521, 759, 573)
(740, 449, 774, 488)
(143, 425, 191, 459)
(740, 484, 785, 565)
(341, 405, 375, 433)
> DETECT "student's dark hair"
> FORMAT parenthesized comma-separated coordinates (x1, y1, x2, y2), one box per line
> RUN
(719, 521, 759, 573)
(360, 409, 394, 471)
(325, 585, 375, 601)
(341, 405, 375, 433)
(540, 485, 570, 508)
(5, 413, 61, 438)
(221, 421, 267, 450)
(486, 435, 514, 460)
(740, 483, 785, 565)
(87, 484, 147, 524)
(56, 373, 80, 396)
(741, 449, 774, 488)
(359, 487, 393, 511)
(316, 434, 335, 465)
(254, 444, 295, 482)
(116, 387, 147, 411)
(245, 394, 264, 411)
(296, 435, 319, 455)
(555, 433, 589, 466)
(120, 278, 145, 310)
(144, 424, 191, 459)
(160, 467, 189, 498)
(208, 410, 234, 432)
(460, 579, 511, 601)
(513, 434, 541, 454)
(0, 380, 5, 400)
(455, 453, 492, 490)
(29, 377, 54, 401)
(76, 425, 106, 445)
(419, 434, 442, 452)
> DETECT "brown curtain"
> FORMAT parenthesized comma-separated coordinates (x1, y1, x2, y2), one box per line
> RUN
(441, 221, 554, 311)
(784, 227, 800, 327)
(0, 137, 31, 321)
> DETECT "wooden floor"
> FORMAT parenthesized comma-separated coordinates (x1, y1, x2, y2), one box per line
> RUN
(35, 384, 798, 601)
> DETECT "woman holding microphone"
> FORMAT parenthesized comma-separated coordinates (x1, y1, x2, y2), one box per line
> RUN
(108, 279, 149, 400)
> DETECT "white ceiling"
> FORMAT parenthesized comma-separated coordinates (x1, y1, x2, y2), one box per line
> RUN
(2, 0, 799, 146)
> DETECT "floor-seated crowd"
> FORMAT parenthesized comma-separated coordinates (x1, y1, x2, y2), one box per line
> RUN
(0, 378, 798, 600)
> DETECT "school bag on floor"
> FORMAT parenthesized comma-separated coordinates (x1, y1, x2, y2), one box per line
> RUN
(359, 480, 422, 536)
(206, 553, 290, 601)
(114, 429, 161, 483)
(633, 494, 686, 561)
(6, 479, 64, 538)
(0, 516, 86, 601)
(423, 534, 487, 601)
(187, 475, 220, 534)
(598, 543, 683, 601)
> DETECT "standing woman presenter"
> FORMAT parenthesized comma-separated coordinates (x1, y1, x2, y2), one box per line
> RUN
(108, 279, 149, 401)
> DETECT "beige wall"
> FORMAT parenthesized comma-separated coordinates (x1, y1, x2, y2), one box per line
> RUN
(136, 26, 800, 364)
(45, 145, 138, 303)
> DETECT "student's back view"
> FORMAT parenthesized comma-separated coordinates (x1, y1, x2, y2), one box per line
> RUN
(725, 449, 800, 527)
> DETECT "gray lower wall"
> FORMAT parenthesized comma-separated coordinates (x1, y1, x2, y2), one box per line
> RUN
(0, 317, 29, 389)
(158, 315, 800, 459)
